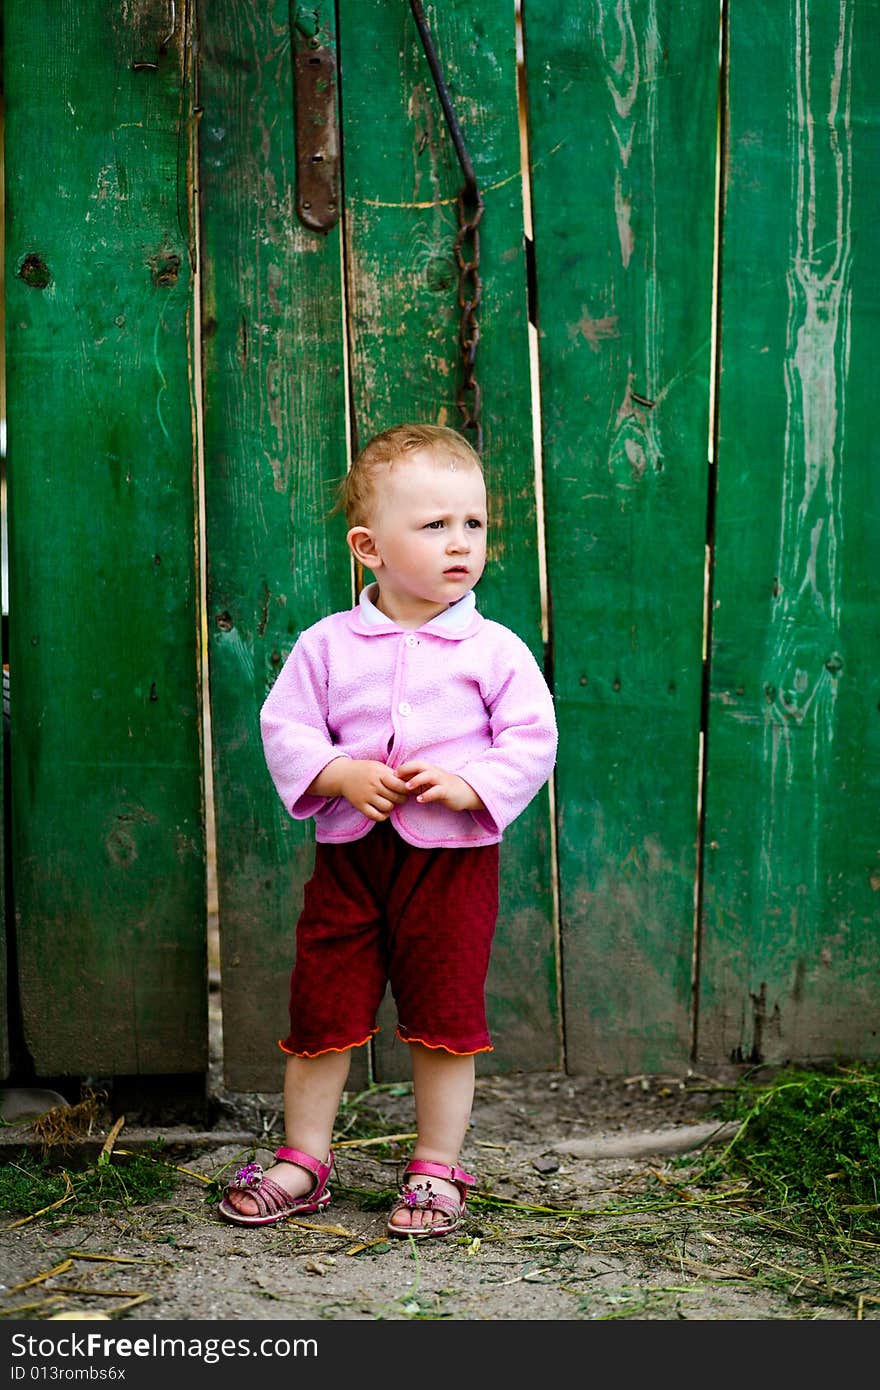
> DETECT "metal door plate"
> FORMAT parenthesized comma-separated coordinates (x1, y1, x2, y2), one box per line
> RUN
(294, 45, 340, 232)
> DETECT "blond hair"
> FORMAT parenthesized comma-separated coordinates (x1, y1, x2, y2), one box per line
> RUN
(335, 423, 483, 527)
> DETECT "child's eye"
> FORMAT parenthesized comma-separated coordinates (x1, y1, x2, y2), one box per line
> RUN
(466, 518, 483, 529)
(424, 520, 445, 529)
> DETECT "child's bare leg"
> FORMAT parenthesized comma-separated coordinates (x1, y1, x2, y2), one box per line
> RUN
(389, 1044, 475, 1231)
(224, 1049, 351, 1217)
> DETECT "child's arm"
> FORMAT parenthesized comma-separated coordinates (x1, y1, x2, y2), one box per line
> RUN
(262, 626, 410, 823)
(432, 628, 557, 835)
(308, 757, 410, 823)
(262, 628, 401, 821)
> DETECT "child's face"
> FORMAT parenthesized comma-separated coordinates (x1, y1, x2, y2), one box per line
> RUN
(348, 449, 488, 626)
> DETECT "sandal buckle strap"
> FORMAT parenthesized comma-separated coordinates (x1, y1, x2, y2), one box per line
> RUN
(274, 1146, 334, 1181)
(404, 1159, 475, 1190)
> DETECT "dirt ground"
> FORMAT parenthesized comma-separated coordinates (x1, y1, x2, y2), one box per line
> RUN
(2, 983, 874, 1336)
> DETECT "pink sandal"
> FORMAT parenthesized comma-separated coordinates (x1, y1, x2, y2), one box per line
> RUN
(218, 1146, 333, 1227)
(387, 1159, 475, 1239)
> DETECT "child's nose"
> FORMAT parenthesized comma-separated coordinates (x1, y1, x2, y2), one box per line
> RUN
(447, 527, 470, 551)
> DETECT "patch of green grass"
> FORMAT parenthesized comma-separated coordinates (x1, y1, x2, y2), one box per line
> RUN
(1, 1142, 178, 1219)
(335, 1183, 398, 1212)
(683, 1063, 880, 1243)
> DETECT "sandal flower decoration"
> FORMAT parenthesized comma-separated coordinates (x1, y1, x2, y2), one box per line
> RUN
(401, 1181, 433, 1208)
(231, 1160, 264, 1189)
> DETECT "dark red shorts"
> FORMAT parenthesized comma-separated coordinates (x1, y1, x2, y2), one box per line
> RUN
(278, 822, 499, 1058)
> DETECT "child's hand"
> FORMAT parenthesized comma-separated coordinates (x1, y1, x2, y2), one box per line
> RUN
(334, 759, 411, 821)
(396, 760, 485, 813)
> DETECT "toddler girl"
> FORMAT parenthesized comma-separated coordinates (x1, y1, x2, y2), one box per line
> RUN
(220, 423, 557, 1236)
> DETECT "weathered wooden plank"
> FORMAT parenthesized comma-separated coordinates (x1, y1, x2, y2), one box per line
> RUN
(4, 0, 205, 1074)
(0, 719, 5, 1081)
(0, 136, 6, 1076)
(699, 0, 880, 1065)
(527, 1, 719, 1072)
(199, 1, 356, 1091)
(0, 648, 8, 1078)
(338, 0, 559, 1076)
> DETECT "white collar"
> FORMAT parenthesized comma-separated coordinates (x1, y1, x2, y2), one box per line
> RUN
(358, 582, 477, 633)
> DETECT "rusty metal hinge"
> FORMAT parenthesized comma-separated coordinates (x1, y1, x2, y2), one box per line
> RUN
(293, 35, 340, 232)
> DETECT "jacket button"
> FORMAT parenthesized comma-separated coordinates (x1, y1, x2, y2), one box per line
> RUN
(405, 635, 417, 647)
(398, 701, 412, 716)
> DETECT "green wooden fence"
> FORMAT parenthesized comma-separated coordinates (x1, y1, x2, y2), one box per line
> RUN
(3, 0, 206, 1081)
(2, 0, 877, 1094)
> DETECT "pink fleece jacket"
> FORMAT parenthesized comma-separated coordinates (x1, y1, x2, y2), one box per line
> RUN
(260, 584, 558, 848)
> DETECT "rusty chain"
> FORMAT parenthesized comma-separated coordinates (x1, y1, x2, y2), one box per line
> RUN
(409, 1, 484, 455)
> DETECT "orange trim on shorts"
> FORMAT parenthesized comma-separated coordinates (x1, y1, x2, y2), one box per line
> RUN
(395, 1028, 493, 1056)
(277, 1028, 378, 1058)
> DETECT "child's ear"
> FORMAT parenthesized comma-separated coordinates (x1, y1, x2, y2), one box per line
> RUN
(347, 526, 381, 569)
